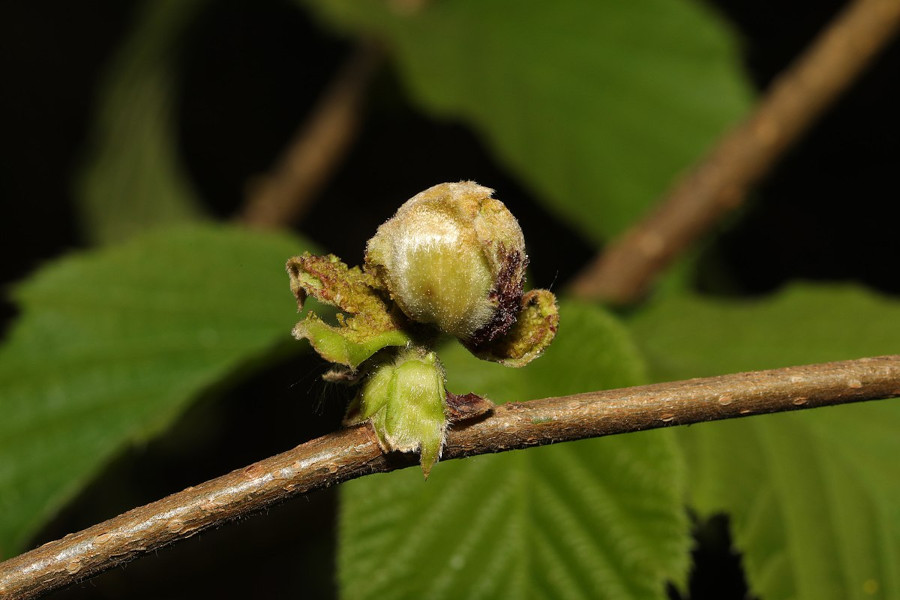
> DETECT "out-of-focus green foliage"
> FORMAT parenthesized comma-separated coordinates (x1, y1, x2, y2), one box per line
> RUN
(0, 225, 310, 557)
(339, 302, 690, 600)
(301, 0, 751, 243)
(630, 285, 900, 600)
(75, 0, 209, 245)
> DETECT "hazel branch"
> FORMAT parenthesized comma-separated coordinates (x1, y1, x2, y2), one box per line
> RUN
(3, 355, 900, 600)
(569, 0, 900, 304)
(237, 41, 383, 229)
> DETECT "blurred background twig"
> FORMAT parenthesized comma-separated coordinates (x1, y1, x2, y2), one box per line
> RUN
(570, 0, 900, 304)
(237, 41, 383, 229)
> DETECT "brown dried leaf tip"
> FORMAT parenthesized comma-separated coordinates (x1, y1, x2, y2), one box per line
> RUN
(467, 289, 560, 368)
(286, 253, 410, 369)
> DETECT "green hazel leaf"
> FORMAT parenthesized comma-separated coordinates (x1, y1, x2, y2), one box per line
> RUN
(338, 301, 690, 600)
(628, 284, 900, 600)
(301, 0, 751, 243)
(293, 314, 411, 369)
(75, 0, 209, 245)
(0, 224, 311, 558)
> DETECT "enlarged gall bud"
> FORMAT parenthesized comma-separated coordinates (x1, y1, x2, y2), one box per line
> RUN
(365, 181, 527, 344)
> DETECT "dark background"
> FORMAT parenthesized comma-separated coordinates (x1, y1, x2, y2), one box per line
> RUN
(1, 1, 897, 598)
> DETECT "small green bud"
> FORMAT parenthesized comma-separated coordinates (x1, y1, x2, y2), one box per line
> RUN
(365, 181, 527, 344)
(346, 348, 447, 477)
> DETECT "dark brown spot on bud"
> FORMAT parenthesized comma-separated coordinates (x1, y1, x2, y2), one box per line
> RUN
(469, 249, 527, 346)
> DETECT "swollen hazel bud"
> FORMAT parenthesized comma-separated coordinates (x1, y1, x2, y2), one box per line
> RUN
(365, 181, 527, 343)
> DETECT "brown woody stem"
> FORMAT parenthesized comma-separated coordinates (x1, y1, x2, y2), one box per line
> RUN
(2, 355, 900, 599)
(569, 0, 900, 304)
